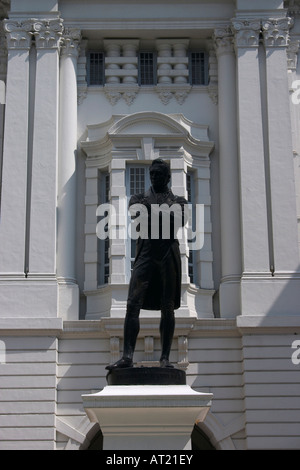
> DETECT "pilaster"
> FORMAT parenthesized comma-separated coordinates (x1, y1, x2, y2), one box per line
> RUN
(0, 16, 63, 319)
(29, 18, 63, 276)
(214, 27, 242, 317)
(233, 11, 300, 316)
(261, 17, 299, 272)
(57, 27, 81, 320)
(0, 20, 32, 276)
(232, 18, 271, 276)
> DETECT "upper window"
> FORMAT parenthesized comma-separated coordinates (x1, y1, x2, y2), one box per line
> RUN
(127, 165, 150, 276)
(87, 52, 105, 86)
(138, 52, 157, 86)
(189, 52, 208, 86)
(87, 49, 209, 87)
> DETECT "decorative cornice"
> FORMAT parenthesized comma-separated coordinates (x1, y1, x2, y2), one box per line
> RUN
(103, 83, 191, 106)
(104, 84, 139, 106)
(61, 28, 81, 58)
(214, 27, 235, 56)
(262, 17, 293, 47)
(32, 19, 64, 50)
(155, 84, 191, 105)
(231, 18, 261, 48)
(231, 16, 293, 49)
(3, 18, 64, 50)
(3, 19, 32, 50)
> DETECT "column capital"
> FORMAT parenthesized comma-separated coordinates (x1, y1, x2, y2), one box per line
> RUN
(3, 19, 33, 50)
(32, 18, 64, 50)
(231, 18, 261, 48)
(214, 27, 235, 56)
(61, 28, 81, 58)
(262, 17, 293, 47)
(287, 38, 300, 70)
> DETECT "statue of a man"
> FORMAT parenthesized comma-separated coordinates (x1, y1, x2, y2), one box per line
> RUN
(106, 158, 188, 370)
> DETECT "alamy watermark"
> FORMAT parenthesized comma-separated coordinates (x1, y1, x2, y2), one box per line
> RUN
(96, 198, 205, 250)
(291, 339, 300, 365)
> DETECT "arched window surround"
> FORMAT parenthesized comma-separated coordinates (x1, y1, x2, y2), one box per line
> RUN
(81, 111, 215, 365)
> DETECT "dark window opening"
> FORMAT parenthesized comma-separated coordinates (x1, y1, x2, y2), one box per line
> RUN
(88, 52, 105, 86)
(189, 52, 208, 86)
(138, 52, 156, 85)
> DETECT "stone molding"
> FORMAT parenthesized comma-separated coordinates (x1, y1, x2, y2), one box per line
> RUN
(61, 27, 81, 58)
(155, 84, 191, 105)
(3, 19, 33, 49)
(231, 16, 293, 49)
(214, 27, 235, 56)
(262, 17, 293, 47)
(231, 18, 261, 48)
(3, 18, 64, 50)
(32, 19, 64, 50)
(103, 83, 192, 106)
(104, 83, 139, 105)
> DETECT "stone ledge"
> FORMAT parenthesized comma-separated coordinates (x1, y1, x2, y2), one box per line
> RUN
(0, 317, 63, 336)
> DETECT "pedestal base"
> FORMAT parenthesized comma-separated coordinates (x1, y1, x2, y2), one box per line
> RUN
(82, 384, 213, 450)
(106, 367, 186, 385)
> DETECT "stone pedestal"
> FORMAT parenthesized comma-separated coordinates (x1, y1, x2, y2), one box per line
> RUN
(82, 368, 213, 450)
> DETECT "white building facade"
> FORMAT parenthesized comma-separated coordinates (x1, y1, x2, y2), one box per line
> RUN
(0, 0, 300, 450)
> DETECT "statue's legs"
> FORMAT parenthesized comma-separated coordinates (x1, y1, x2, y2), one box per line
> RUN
(159, 303, 175, 368)
(122, 304, 140, 361)
(106, 243, 178, 370)
(159, 251, 177, 368)
(105, 303, 141, 370)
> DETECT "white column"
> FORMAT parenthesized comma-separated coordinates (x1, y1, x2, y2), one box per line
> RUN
(233, 16, 300, 316)
(170, 158, 189, 285)
(195, 163, 214, 291)
(57, 28, 81, 320)
(262, 18, 299, 272)
(0, 20, 32, 276)
(232, 18, 271, 316)
(29, 19, 63, 276)
(232, 18, 270, 276)
(0, 21, 35, 318)
(109, 158, 127, 285)
(287, 38, 300, 257)
(21, 19, 63, 318)
(214, 29, 242, 317)
(84, 166, 99, 292)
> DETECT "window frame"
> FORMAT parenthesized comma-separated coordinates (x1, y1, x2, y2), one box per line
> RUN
(188, 51, 209, 86)
(126, 164, 151, 279)
(87, 51, 105, 86)
(138, 51, 157, 86)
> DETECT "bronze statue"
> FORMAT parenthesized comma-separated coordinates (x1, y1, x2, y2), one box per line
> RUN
(106, 159, 188, 370)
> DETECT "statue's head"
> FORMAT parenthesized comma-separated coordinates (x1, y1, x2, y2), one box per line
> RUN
(149, 159, 171, 191)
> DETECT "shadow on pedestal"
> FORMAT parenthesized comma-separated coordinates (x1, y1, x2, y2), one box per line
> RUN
(106, 367, 186, 385)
